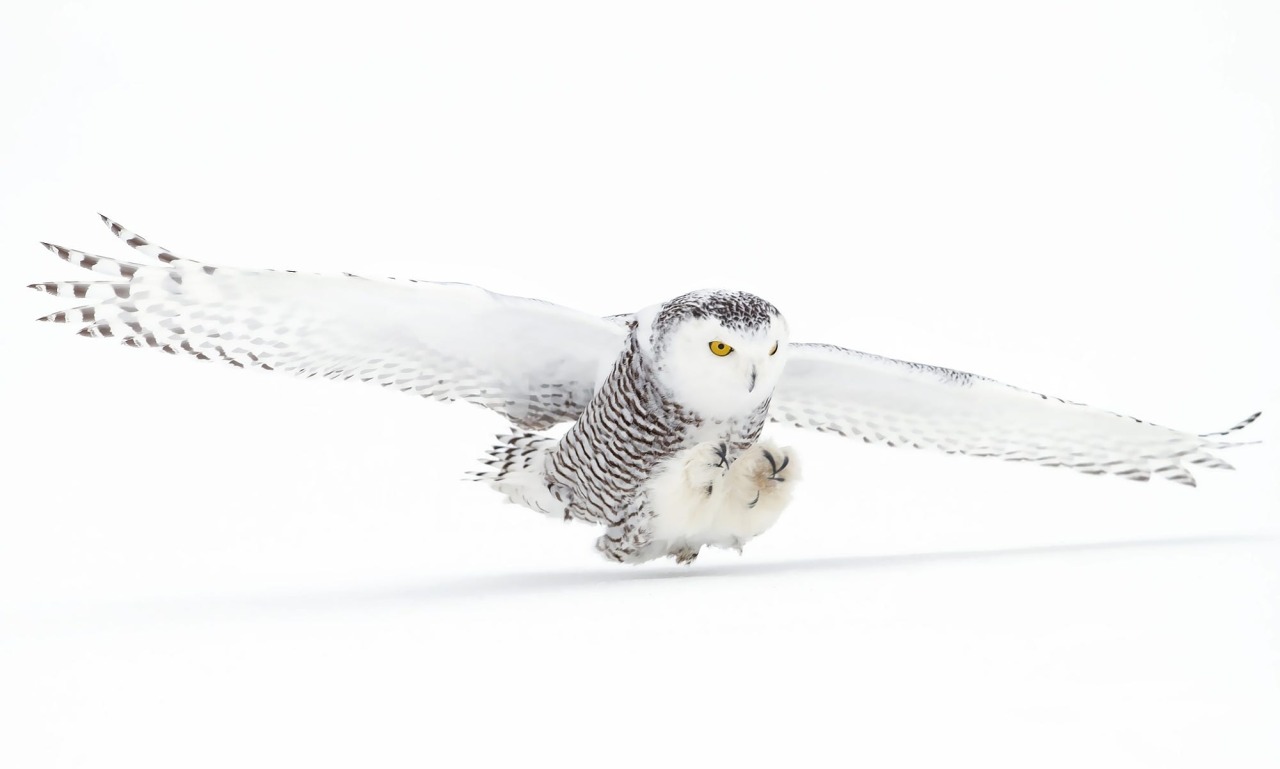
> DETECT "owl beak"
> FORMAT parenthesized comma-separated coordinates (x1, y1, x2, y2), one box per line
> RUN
(747, 365, 757, 393)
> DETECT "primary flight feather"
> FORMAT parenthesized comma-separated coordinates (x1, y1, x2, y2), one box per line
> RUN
(30, 216, 1260, 564)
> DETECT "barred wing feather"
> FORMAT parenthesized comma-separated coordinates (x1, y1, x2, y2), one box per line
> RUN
(771, 343, 1259, 486)
(30, 216, 626, 429)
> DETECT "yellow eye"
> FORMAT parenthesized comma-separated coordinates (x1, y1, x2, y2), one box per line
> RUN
(769, 341, 779, 355)
(709, 341, 733, 357)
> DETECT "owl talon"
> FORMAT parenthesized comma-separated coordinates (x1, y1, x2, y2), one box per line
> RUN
(730, 442, 799, 514)
(682, 441, 731, 499)
(673, 546, 700, 564)
(712, 442, 730, 470)
(760, 448, 790, 480)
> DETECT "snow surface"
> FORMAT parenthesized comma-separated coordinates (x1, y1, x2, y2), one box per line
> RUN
(2, 2, 1278, 767)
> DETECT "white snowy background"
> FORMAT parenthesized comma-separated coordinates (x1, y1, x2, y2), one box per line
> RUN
(1, 1, 1277, 766)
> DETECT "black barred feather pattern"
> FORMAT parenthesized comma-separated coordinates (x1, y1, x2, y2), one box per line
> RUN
(479, 431, 560, 475)
(543, 331, 701, 528)
(31, 216, 627, 430)
(771, 343, 1260, 487)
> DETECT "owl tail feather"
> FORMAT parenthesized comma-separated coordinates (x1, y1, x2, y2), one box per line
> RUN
(467, 431, 568, 518)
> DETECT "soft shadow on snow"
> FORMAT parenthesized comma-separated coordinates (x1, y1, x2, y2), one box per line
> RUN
(220, 533, 1273, 613)
(13, 534, 1275, 635)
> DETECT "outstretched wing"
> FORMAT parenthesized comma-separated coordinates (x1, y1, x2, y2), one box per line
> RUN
(30, 216, 627, 429)
(770, 343, 1259, 486)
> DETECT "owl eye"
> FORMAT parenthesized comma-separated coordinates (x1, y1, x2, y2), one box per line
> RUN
(769, 341, 779, 355)
(708, 341, 734, 357)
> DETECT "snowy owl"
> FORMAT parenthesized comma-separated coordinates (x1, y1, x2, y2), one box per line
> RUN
(30, 216, 1260, 564)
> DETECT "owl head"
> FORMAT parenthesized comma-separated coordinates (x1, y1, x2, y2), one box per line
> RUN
(637, 290, 789, 420)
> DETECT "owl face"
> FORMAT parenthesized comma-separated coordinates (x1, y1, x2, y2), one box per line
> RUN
(642, 291, 789, 420)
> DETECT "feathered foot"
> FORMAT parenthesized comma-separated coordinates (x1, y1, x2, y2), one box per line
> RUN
(726, 441, 799, 513)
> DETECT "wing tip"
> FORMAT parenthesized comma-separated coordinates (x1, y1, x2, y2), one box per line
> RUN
(39, 241, 67, 258)
(1199, 410, 1263, 439)
(98, 212, 124, 235)
(95, 214, 187, 263)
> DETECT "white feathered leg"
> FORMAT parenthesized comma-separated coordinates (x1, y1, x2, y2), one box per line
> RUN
(717, 440, 799, 548)
(644, 440, 800, 561)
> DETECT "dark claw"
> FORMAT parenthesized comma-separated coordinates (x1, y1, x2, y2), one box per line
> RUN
(673, 546, 700, 564)
(712, 442, 730, 469)
(761, 449, 789, 482)
(747, 490, 760, 509)
(704, 483, 714, 497)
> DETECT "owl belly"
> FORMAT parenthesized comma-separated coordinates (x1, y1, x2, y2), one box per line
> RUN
(642, 439, 799, 555)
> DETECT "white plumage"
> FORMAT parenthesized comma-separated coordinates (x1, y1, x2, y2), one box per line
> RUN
(34, 218, 623, 429)
(30, 216, 1260, 564)
(770, 344, 1254, 485)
